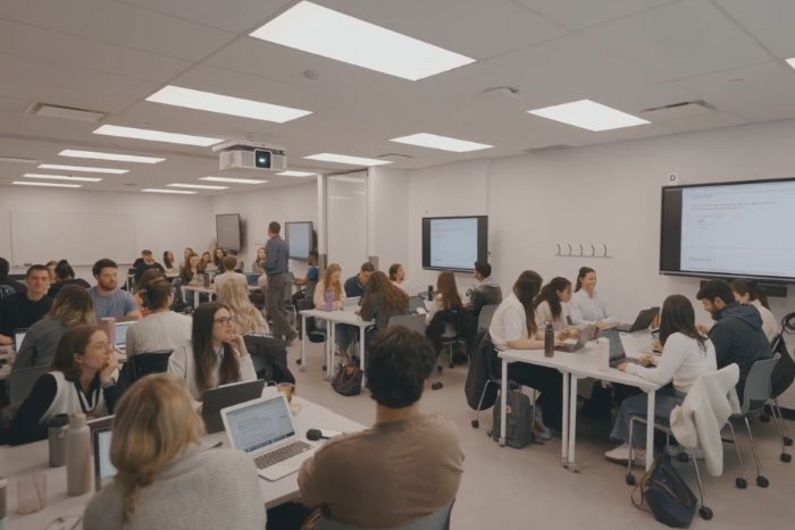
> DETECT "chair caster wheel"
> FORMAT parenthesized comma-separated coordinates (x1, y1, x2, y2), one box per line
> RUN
(735, 477, 747, 489)
(677, 452, 689, 463)
(784, 436, 793, 447)
(471, 420, 479, 429)
(699, 506, 713, 520)
(625, 474, 636, 486)
(431, 381, 443, 390)
(760, 414, 770, 423)
(781, 453, 792, 463)
(756, 476, 769, 488)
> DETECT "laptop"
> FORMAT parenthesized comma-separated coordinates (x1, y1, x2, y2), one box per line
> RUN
(408, 296, 424, 314)
(201, 379, 266, 434)
(555, 325, 596, 353)
(343, 296, 360, 308)
(221, 393, 316, 482)
(602, 330, 642, 368)
(617, 307, 660, 333)
(14, 328, 27, 350)
(92, 428, 116, 491)
(114, 320, 136, 352)
(246, 273, 260, 287)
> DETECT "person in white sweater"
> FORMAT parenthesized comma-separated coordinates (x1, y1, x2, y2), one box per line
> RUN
(533, 276, 579, 339)
(605, 295, 717, 465)
(730, 279, 780, 342)
(167, 302, 256, 401)
(569, 266, 618, 330)
(83, 373, 266, 530)
(125, 278, 191, 357)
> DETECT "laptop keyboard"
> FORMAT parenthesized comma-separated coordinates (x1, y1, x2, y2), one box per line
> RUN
(254, 441, 312, 470)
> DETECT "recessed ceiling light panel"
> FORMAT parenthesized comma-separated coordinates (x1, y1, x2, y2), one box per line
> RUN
(200, 176, 268, 184)
(93, 125, 223, 147)
(250, 1, 475, 81)
(168, 183, 229, 190)
(389, 133, 493, 153)
(304, 153, 392, 166)
(277, 170, 317, 177)
(141, 188, 197, 195)
(24, 173, 102, 183)
(13, 180, 82, 188)
(38, 163, 127, 174)
(527, 99, 650, 132)
(59, 149, 165, 164)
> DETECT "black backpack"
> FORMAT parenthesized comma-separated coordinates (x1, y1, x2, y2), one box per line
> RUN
(465, 329, 499, 410)
(490, 387, 535, 448)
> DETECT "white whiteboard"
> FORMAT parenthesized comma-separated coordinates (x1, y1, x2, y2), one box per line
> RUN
(11, 211, 137, 266)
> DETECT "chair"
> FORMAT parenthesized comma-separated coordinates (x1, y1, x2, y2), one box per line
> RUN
(316, 502, 453, 530)
(767, 326, 795, 463)
(8, 365, 49, 405)
(477, 304, 498, 332)
(730, 356, 779, 488)
(470, 333, 503, 429)
(117, 350, 173, 394)
(283, 272, 298, 329)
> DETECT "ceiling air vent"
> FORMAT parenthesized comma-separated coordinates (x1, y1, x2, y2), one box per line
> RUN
(640, 100, 715, 120)
(27, 102, 105, 122)
(524, 144, 572, 154)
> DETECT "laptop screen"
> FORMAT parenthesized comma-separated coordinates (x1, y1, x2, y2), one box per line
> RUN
(94, 430, 116, 481)
(226, 397, 295, 453)
(115, 322, 134, 346)
(601, 330, 625, 359)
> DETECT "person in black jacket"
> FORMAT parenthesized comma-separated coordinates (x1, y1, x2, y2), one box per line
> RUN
(467, 261, 502, 318)
(0, 256, 25, 301)
(696, 280, 771, 398)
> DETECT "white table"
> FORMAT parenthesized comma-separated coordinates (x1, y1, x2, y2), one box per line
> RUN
(499, 333, 661, 471)
(180, 285, 217, 307)
(299, 308, 373, 381)
(3, 396, 365, 530)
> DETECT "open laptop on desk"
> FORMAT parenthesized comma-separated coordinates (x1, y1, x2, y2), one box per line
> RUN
(602, 330, 643, 368)
(555, 325, 596, 353)
(202, 379, 265, 434)
(114, 320, 137, 353)
(221, 393, 316, 482)
(343, 296, 361, 308)
(246, 273, 261, 287)
(93, 427, 116, 491)
(616, 307, 660, 333)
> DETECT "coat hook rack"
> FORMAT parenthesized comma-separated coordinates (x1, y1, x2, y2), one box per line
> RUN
(554, 241, 612, 259)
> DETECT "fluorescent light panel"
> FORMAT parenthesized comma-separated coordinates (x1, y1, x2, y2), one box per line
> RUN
(38, 163, 127, 174)
(59, 149, 165, 164)
(168, 183, 229, 190)
(200, 176, 268, 184)
(389, 132, 493, 153)
(146, 85, 312, 124)
(304, 153, 391, 167)
(250, 1, 475, 81)
(277, 170, 317, 177)
(93, 125, 222, 147)
(13, 180, 81, 188)
(0, 156, 38, 164)
(24, 173, 102, 183)
(527, 99, 649, 132)
(787, 58, 795, 70)
(141, 188, 197, 195)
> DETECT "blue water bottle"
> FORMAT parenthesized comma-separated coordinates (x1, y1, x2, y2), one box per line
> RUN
(324, 288, 333, 311)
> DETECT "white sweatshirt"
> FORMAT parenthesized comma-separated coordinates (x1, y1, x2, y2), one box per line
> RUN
(624, 332, 717, 394)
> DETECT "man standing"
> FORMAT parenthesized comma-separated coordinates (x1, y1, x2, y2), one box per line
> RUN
(90, 258, 141, 320)
(0, 264, 52, 345)
(265, 222, 297, 344)
(344, 262, 375, 298)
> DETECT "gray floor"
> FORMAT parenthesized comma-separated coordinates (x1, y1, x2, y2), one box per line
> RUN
(288, 341, 794, 529)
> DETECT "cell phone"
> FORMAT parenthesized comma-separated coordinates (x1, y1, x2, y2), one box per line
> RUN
(45, 516, 82, 530)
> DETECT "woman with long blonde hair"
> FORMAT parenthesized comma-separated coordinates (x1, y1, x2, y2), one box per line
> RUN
(83, 374, 265, 530)
(217, 276, 268, 335)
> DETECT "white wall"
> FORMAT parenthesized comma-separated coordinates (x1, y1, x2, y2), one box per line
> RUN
(0, 186, 214, 281)
(210, 182, 318, 278)
(393, 119, 795, 408)
(326, 173, 368, 279)
(367, 167, 409, 272)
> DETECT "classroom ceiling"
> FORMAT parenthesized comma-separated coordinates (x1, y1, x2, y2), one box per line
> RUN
(1, 0, 795, 196)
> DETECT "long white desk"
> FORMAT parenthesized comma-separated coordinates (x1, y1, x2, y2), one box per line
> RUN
(3, 396, 365, 530)
(299, 308, 373, 381)
(499, 333, 660, 471)
(180, 284, 217, 307)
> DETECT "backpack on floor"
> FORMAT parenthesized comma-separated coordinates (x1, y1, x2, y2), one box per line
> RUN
(490, 388, 534, 448)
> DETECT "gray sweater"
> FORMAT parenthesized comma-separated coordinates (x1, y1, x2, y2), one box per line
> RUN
(12, 315, 68, 370)
(83, 447, 267, 530)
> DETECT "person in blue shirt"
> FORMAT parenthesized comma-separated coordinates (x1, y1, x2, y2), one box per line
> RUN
(344, 262, 375, 298)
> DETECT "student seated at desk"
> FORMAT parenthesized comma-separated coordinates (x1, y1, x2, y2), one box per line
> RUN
(180, 252, 204, 286)
(605, 295, 717, 465)
(83, 374, 266, 530)
(343, 262, 374, 298)
(388, 263, 407, 292)
(214, 256, 246, 292)
(45, 260, 58, 284)
(315, 264, 357, 357)
(534, 277, 579, 338)
(252, 246, 267, 274)
(133, 268, 166, 317)
(569, 266, 618, 330)
(294, 251, 320, 301)
(217, 277, 268, 335)
(8, 325, 120, 445)
(0, 256, 25, 299)
(213, 247, 227, 273)
(298, 327, 463, 528)
(425, 272, 476, 358)
(467, 261, 502, 318)
(0, 264, 52, 345)
(730, 279, 780, 343)
(167, 302, 256, 401)
(126, 278, 191, 358)
(200, 251, 213, 271)
(13, 285, 94, 370)
(360, 271, 409, 332)
(133, 250, 165, 286)
(489, 270, 563, 435)
(162, 250, 179, 276)
(90, 259, 140, 320)
(48, 259, 91, 298)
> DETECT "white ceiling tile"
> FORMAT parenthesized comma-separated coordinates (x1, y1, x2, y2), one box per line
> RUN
(578, 0, 772, 83)
(0, 0, 234, 61)
(113, 0, 287, 33)
(713, 0, 795, 58)
(515, 0, 678, 30)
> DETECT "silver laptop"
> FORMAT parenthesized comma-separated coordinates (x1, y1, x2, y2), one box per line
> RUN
(602, 329, 642, 368)
(221, 393, 316, 481)
(343, 296, 360, 308)
(92, 428, 116, 491)
(114, 321, 136, 352)
(555, 325, 596, 353)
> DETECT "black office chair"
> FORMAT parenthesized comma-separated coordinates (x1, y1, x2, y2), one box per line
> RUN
(117, 350, 173, 394)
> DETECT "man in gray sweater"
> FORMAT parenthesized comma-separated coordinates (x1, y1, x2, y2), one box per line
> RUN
(264, 221, 297, 344)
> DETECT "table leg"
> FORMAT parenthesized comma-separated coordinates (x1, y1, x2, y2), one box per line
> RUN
(329, 321, 337, 379)
(300, 314, 307, 372)
(499, 359, 507, 447)
(193, 290, 198, 308)
(562, 371, 570, 467)
(646, 389, 656, 470)
(567, 376, 579, 472)
(359, 325, 366, 386)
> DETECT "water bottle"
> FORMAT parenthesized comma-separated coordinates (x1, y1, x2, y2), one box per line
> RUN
(544, 321, 554, 358)
(203, 272, 210, 288)
(47, 414, 70, 467)
(427, 285, 434, 300)
(324, 288, 333, 311)
(597, 337, 610, 371)
(65, 414, 92, 496)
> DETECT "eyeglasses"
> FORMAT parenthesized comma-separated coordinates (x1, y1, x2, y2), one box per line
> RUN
(213, 317, 233, 325)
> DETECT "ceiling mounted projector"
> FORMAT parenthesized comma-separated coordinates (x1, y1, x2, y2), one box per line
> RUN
(213, 141, 286, 172)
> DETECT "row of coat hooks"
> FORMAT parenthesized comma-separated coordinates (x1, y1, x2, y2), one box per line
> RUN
(556, 243, 612, 259)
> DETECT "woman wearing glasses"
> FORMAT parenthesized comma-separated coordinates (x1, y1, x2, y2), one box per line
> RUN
(167, 302, 256, 401)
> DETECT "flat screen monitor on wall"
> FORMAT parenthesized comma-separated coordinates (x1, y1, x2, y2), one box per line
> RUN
(422, 216, 488, 272)
(285, 221, 313, 261)
(660, 178, 795, 282)
(216, 214, 241, 252)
